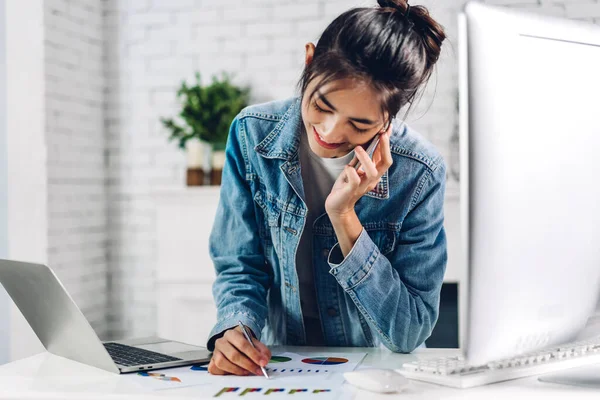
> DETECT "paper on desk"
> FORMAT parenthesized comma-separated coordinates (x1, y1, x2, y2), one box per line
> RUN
(126, 351, 366, 395)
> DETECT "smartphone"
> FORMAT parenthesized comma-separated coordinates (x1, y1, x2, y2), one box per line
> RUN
(353, 133, 381, 171)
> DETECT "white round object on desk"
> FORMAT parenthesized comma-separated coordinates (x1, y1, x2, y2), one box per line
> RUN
(344, 368, 410, 393)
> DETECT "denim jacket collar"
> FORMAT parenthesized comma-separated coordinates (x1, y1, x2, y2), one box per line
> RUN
(254, 96, 389, 200)
(254, 97, 303, 161)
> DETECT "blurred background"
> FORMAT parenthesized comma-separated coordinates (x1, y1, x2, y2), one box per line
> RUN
(0, 0, 598, 364)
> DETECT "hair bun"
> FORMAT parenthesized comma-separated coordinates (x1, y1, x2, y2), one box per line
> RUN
(378, 1, 446, 70)
(377, 0, 407, 13)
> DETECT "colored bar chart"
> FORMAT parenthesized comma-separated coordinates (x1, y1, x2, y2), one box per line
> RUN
(214, 387, 333, 397)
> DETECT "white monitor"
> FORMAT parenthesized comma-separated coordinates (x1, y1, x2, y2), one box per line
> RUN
(459, 2, 600, 367)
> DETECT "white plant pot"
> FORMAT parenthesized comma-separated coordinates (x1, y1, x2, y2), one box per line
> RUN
(210, 149, 226, 185)
(185, 138, 212, 172)
(211, 150, 226, 171)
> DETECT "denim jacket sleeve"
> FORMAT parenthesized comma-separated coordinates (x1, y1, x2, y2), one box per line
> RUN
(327, 162, 447, 353)
(207, 116, 271, 351)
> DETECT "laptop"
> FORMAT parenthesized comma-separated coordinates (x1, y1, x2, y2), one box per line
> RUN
(0, 259, 212, 373)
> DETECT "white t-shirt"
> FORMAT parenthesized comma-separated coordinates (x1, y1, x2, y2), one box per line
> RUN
(297, 131, 355, 345)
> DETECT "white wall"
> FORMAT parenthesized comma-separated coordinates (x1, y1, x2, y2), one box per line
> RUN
(44, 0, 108, 338)
(0, 0, 9, 365)
(3, 0, 107, 362)
(6, 0, 47, 361)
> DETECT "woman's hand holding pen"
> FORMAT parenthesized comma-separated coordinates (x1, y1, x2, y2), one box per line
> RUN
(207, 326, 271, 376)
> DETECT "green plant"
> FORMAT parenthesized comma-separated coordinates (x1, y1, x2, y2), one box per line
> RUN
(161, 72, 250, 151)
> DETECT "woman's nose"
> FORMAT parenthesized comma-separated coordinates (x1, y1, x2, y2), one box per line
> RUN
(319, 117, 346, 142)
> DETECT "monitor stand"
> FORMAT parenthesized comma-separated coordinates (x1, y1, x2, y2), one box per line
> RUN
(538, 364, 600, 388)
(539, 314, 600, 388)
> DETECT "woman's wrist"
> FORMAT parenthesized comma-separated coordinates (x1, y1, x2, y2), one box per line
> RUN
(329, 210, 363, 258)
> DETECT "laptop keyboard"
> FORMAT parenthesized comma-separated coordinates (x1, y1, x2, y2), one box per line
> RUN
(103, 342, 182, 367)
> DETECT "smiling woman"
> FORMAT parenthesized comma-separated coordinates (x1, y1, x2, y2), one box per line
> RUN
(206, 0, 449, 377)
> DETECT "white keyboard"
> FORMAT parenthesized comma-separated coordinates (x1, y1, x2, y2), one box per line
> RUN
(400, 336, 600, 388)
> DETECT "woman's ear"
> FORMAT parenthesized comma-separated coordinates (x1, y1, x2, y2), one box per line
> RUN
(305, 42, 316, 66)
(380, 120, 393, 133)
(379, 120, 390, 133)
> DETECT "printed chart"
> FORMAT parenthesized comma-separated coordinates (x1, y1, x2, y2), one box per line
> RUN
(137, 372, 181, 382)
(269, 356, 292, 363)
(259, 353, 358, 378)
(301, 357, 349, 366)
(127, 351, 366, 397)
(265, 367, 329, 374)
(213, 387, 334, 397)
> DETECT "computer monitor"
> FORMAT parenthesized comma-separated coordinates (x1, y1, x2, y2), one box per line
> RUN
(459, 2, 600, 367)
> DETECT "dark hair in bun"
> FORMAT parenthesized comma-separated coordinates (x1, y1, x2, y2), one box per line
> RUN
(298, 0, 446, 124)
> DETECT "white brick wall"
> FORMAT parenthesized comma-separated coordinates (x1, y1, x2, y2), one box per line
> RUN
(44, 0, 108, 338)
(0, 0, 9, 365)
(104, 0, 600, 339)
(6, 0, 48, 361)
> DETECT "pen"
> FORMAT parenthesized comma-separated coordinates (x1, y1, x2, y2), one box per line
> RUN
(354, 134, 381, 171)
(237, 321, 269, 379)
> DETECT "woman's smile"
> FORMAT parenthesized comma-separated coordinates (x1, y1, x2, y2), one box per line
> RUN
(313, 126, 345, 149)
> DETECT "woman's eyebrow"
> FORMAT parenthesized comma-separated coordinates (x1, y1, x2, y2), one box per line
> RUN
(316, 93, 377, 125)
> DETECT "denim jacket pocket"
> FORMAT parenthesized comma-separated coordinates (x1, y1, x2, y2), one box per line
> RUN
(315, 219, 400, 257)
(363, 222, 401, 255)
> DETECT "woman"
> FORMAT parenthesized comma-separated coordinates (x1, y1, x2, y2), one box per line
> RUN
(207, 0, 448, 376)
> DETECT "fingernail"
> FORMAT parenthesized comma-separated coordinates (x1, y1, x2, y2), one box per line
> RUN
(260, 358, 268, 366)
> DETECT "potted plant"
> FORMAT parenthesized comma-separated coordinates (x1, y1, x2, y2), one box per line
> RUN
(161, 72, 250, 186)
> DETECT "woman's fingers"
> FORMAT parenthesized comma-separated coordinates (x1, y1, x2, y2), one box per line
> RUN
(375, 130, 393, 174)
(348, 154, 359, 169)
(253, 338, 272, 362)
(208, 327, 272, 377)
(218, 339, 263, 376)
(354, 146, 379, 194)
(207, 354, 226, 375)
(343, 165, 362, 187)
(355, 146, 379, 180)
(225, 329, 268, 367)
(208, 349, 249, 376)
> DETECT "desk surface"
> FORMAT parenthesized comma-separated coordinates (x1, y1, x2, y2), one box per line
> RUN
(0, 347, 596, 399)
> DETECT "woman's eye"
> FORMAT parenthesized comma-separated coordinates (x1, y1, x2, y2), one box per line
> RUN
(353, 126, 369, 134)
(312, 100, 370, 134)
(312, 102, 329, 113)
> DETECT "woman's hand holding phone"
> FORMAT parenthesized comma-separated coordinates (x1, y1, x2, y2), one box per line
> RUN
(325, 123, 394, 218)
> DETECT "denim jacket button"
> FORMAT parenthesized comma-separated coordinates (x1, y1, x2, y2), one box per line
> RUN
(327, 307, 337, 317)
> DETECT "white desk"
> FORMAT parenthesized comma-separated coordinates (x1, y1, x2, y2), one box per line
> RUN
(0, 347, 596, 399)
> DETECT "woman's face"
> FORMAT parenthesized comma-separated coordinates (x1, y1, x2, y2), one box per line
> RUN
(301, 77, 389, 159)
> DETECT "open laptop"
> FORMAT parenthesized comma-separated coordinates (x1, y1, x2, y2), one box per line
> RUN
(0, 259, 211, 373)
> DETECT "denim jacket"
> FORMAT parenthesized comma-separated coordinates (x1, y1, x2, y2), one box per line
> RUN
(207, 96, 447, 353)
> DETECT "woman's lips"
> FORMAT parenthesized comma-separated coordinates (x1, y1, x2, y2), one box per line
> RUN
(313, 127, 344, 149)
